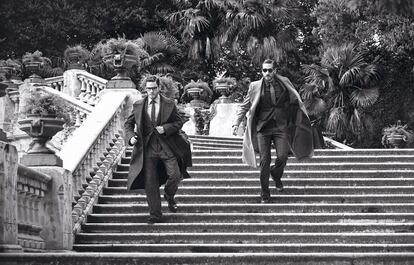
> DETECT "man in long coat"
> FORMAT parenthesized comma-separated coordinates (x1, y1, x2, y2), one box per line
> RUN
(232, 59, 313, 203)
(125, 75, 192, 224)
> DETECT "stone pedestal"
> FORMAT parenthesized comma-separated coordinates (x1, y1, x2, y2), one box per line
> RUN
(0, 94, 14, 134)
(63, 69, 87, 98)
(0, 142, 23, 252)
(181, 107, 196, 135)
(34, 167, 73, 251)
(209, 103, 244, 137)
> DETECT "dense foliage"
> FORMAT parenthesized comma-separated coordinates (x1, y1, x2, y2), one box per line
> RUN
(1, 0, 413, 147)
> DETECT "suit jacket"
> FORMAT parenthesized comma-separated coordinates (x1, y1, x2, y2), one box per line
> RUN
(233, 74, 314, 167)
(124, 95, 192, 190)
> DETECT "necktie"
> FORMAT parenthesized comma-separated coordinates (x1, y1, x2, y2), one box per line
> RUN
(150, 100, 156, 124)
(269, 83, 276, 105)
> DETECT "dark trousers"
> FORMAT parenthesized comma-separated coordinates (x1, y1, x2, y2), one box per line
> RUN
(144, 151, 182, 219)
(257, 130, 289, 199)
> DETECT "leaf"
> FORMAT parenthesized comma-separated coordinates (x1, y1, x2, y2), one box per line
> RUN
(350, 88, 379, 108)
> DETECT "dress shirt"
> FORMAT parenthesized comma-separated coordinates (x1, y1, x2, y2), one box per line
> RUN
(147, 95, 160, 122)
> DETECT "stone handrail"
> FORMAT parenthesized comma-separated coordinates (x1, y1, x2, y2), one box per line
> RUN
(16, 164, 51, 251)
(76, 72, 108, 106)
(59, 91, 135, 233)
(38, 86, 93, 128)
(45, 76, 64, 92)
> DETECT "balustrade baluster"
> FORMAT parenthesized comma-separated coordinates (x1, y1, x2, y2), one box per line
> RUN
(78, 77, 87, 101)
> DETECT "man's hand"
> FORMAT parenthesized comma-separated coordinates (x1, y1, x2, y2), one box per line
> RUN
(155, 126, 165, 134)
(130, 135, 138, 145)
(232, 125, 239, 136)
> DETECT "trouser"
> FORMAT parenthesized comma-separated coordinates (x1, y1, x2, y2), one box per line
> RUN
(257, 130, 289, 199)
(144, 154, 182, 219)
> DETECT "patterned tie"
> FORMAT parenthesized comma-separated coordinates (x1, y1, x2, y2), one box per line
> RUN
(150, 100, 156, 124)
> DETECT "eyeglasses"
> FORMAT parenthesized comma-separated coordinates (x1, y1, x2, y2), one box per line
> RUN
(262, 68, 273, 73)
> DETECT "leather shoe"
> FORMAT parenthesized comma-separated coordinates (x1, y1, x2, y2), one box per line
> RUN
(275, 178, 284, 192)
(147, 217, 161, 225)
(260, 198, 271, 203)
(164, 194, 178, 212)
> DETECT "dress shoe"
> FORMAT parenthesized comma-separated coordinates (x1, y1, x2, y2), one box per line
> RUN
(275, 178, 284, 192)
(147, 216, 161, 224)
(260, 197, 271, 203)
(164, 194, 178, 212)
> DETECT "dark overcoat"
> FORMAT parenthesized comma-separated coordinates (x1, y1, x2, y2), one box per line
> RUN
(234, 74, 314, 167)
(124, 95, 192, 190)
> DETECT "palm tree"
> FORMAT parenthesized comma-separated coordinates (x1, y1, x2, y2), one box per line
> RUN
(300, 43, 379, 143)
(165, 0, 224, 60)
(138, 31, 183, 74)
(220, 0, 299, 65)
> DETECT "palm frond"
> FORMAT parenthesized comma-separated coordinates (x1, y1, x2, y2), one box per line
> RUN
(307, 97, 328, 116)
(326, 107, 347, 134)
(350, 88, 379, 108)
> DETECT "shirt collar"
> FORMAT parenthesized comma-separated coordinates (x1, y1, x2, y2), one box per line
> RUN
(150, 94, 160, 104)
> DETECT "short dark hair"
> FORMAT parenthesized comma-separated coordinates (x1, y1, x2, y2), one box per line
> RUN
(145, 75, 160, 86)
(262, 59, 274, 66)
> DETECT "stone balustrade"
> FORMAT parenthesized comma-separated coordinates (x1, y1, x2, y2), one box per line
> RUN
(38, 86, 93, 129)
(59, 90, 139, 232)
(1, 142, 72, 253)
(16, 164, 51, 251)
(76, 72, 107, 106)
(45, 76, 64, 92)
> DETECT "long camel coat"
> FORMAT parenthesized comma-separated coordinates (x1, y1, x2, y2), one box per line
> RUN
(234, 74, 314, 168)
(124, 95, 192, 190)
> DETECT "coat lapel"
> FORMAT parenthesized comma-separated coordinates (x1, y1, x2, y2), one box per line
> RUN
(159, 95, 174, 124)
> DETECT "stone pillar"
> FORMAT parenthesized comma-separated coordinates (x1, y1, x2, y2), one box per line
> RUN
(181, 106, 197, 135)
(34, 167, 73, 251)
(209, 103, 244, 137)
(0, 142, 23, 252)
(63, 69, 87, 98)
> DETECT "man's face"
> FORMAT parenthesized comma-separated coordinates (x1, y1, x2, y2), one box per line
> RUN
(146, 81, 160, 100)
(262, 63, 274, 81)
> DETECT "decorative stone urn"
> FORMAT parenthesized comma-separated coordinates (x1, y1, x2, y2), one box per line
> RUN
(65, 52, 85, 70)
(18, 115, 65, 166)
(187, 87, 205, 107)
(385, 134, 407, 148)
(104, 53, 137, 89)
(104, 53, 137, 81)
(214, 82, 233, 103)
(23, 61, 44, 84)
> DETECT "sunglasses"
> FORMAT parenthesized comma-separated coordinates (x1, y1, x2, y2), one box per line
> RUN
(262, 68, 273, 73)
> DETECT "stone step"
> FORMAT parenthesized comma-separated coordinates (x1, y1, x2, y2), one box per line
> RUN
(112, 170, 414, 179)
(92, 203, 414, 214)
(189, 135, 243, 142)
(71, 243, 414, 254)
(85, 212, 414, 224)
(187, 149, 414, 156)
(98, 194, 414, 204)
(80, 221, 414, 233)
(108, 178, 414, 187)
(120, 155, 414, 164)
(102, 185, 414, 196)
(75, 232, 414, 244)
(117, 162, 414, 171)
(3, 252, 414, 264)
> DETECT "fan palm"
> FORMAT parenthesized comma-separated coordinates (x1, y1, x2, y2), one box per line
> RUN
(300, 43, 379, 141)
(166, 0, 224, 60)
(138, 31, 183, 74)
(220, 0, 298, 64)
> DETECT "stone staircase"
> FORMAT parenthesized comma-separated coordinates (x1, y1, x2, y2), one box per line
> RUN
(72, 135, 414, 264)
